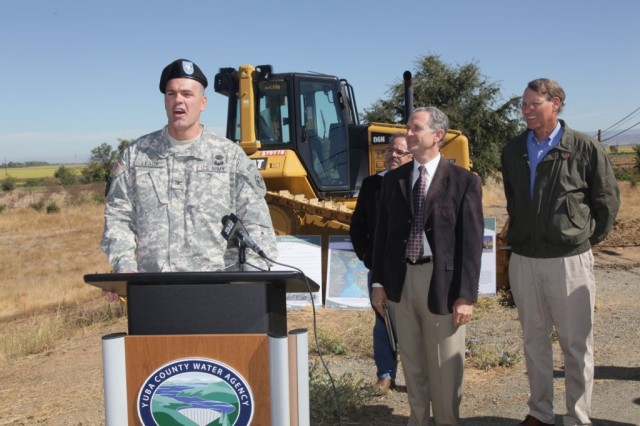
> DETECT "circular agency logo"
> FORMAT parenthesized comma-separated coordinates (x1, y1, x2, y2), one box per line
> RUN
(137, 357, 254, 426)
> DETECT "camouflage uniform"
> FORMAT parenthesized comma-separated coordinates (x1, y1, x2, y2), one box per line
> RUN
(101, 126, 277, 272)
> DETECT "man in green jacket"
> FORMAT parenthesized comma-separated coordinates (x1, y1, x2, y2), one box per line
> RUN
(501, 78, 620, 426)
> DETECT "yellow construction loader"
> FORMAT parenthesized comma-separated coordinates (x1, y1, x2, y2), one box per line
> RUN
(213, 65, 474, 288)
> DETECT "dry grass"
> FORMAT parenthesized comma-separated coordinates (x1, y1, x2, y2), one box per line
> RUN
(0, 301, 124, 366)
(0, 186, 115, 367)
(615, 180, 640, 221)
(0, 192, 111, 321)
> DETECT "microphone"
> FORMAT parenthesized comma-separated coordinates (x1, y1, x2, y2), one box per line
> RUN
(221, 213, 267, 258)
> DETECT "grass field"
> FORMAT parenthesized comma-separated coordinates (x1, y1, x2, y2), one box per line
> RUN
(606, 144, 638, 155)
(1, 164, 86, 180)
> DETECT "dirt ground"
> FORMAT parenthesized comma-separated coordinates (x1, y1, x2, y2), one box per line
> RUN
(1, 178, 639, 425)
(0, 250, 638, 425)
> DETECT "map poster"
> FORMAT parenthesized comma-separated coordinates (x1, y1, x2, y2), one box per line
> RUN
(271, 235, 323, 308)
(480, 217, 497, 295)
(325, 236, 370, 309)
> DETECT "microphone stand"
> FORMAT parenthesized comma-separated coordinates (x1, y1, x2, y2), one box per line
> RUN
(237, 241, 247, 271)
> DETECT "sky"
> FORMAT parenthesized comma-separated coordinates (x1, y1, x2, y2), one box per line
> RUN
(1, 0, 639, 163)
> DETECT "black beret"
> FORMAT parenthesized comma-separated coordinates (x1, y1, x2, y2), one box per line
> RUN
(159, 59, 208, 94)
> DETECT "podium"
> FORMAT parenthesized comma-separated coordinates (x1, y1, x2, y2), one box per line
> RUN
(85, 271, 318, 426)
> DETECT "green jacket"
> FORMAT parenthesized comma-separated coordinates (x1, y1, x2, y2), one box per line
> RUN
(501, 120, 620, 258)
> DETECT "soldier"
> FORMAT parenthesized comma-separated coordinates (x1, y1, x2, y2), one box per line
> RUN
(101, 58, 277, 272)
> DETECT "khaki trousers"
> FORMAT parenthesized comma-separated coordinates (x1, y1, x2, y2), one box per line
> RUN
(388, 262, 465, 426)
(509, 251, 595, 426)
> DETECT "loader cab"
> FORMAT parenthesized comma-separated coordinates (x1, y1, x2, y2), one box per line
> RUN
(215, 65, 359, 198)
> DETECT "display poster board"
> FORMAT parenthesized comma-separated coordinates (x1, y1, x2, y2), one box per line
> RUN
(325, 236, 370, 309)
(479, 217, 497, 295)
(271, 235, 323, 308)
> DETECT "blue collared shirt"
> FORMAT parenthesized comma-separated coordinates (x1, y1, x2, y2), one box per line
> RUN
(527, 121, 563, 198)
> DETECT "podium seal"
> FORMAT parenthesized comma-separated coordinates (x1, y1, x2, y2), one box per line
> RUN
(137, 357, 254, 425)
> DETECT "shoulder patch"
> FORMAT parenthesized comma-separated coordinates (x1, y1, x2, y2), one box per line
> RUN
(111, 159, 125, 177)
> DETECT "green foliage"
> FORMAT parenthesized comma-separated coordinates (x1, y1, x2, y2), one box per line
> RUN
(46, 202, 60, 213)
(54, 166, 77, 186)
(29, 201, 45, 211)
(24, 178, 45, 187)
(0, 204, 6, 214)
(80, 162, 108, 184)
(0, 161, 49, 168)
(465, 337, 519, 370)
(2, 176, 17, 192)
(92, 192, 105, 204)
(81, 139, 132, 184)
(311, 330, 348, 355)
(309, 361, 372, 422)
(362, 54, 524, 182)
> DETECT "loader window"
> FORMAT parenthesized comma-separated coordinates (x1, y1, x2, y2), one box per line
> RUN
(257, 81, 290, 145)
(299, 81, 348, 188)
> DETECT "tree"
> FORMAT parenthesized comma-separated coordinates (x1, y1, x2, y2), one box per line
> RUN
(362, 55, 524, 182)
(81, 139, 132, 183)
(54, 165, 77, 186)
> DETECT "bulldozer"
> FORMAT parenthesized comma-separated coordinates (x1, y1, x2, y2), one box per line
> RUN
(213, 65, 473, 288)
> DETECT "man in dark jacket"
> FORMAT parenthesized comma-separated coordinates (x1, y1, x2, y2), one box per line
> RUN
(371, 107, 484, 425)
(350, 134, 412, 394)
(502, 78, 620, 426)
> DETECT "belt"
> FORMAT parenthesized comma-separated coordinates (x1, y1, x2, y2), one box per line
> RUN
(406, 256, 432, 265)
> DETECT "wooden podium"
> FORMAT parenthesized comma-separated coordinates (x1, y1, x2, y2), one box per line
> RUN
(85, 271, 318, 426)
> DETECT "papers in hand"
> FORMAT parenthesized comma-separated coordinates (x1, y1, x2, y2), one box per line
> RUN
(383, 304, 397, 353)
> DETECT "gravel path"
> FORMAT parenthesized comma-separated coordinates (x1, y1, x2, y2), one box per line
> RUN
(313, 261, 640, 426)
(458, 265, 640, 425)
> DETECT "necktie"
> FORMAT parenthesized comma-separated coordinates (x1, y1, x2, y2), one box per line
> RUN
(406, 165, 426, 262)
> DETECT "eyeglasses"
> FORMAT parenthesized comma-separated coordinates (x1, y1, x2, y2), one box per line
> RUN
(520, 99, 549, 110)
(385, 148, 411, 157)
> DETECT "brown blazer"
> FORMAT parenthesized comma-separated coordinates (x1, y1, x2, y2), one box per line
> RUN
(371, 158, 484, 314)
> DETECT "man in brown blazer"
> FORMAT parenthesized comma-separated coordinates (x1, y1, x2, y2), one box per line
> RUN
(371, 107, 484, 426)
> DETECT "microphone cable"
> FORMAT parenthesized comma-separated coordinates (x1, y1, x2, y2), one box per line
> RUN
(219, 215, 344, 424)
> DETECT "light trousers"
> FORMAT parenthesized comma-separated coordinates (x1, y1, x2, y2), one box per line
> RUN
(388, 262, 466, 426)
(509, 251, 595, 426)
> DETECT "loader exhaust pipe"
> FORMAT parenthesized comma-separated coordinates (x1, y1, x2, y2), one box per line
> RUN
(403, 70, 413, 124)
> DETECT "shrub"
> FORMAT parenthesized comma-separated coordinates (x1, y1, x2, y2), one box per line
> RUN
(309, 361, 372, 421)
(92, 192, 105, 204)
(29, 201, 45, 211)
(46, 202, 61, 213)
(54, 165, 77, 186)
(311, 329, 348, 356)
(24, 178, 45, 188)
(465, 337, 519, 370)
(2, 176, 17, 192)
(0, 203, 6, 214)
